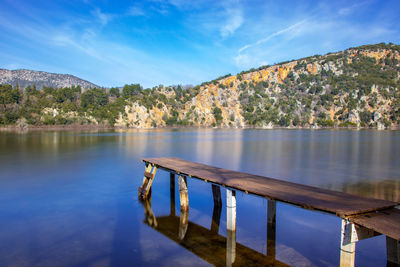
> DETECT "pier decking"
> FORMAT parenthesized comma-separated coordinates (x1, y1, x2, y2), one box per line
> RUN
(139, 157, 400, 266)
(141, 157, 397, 217)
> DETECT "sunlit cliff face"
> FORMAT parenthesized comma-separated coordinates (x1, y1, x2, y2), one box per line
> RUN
(73, 46, 400, 129)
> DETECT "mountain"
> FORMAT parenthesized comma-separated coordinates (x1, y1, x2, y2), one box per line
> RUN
(0, 69, 98, 89)
(113, 43, 399, 129)
(0, 43, 399, 129)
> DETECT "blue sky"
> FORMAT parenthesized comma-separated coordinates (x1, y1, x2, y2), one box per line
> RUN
(0, 0, 399, 88)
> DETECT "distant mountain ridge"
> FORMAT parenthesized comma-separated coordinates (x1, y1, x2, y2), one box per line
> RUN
(0, 69, 98, 89)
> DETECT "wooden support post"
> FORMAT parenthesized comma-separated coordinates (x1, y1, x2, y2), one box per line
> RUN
(211, 184, 222, 234)
(138, 163, 157, 200)
(170, 173, 176, 216)
(226, 189, 236, 232)
(144, 166, 157, 199)
(387, 237, 400, 266)
(178, 175, 189, 211)
(138, 163, 152, 197)
(179, 209, 189, 240)
(340, 219, 356, 267)
(267, 200, 276, 259)
(226, 189, 236, 266)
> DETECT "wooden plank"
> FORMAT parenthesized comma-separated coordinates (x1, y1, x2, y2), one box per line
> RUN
(144, 171, 154, 179)
(145, 215, 289, 267)
(142, 157, 398, 217)
(350, 208, 400, 241)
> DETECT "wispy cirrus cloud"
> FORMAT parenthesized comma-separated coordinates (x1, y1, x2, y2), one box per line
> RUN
(234, 19, 308, 67)
(238, 19, 308, 54)
(338, 0, 371, 16)
(232, 0, 398, 69)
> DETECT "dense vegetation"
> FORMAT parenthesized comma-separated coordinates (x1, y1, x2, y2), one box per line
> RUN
(237, 52, 399, 128)
(1, 42, 399, 129)
(0, 83, 198, 127)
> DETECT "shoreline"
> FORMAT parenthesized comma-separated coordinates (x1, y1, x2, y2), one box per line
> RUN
(1, 124, 399, 132)
(0, 124, 114, 132)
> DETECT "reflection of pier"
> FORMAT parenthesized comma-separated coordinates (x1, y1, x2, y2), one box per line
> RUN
(139, 157, 400, 267)
(141, 177, 287, 266)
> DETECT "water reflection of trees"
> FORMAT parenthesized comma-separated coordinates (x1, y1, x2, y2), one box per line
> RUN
(339, 180, 400, 202)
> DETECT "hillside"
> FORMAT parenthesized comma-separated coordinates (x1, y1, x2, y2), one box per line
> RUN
(0, 69, 98, 89)
(0, 43, 399, 129)
(113, 43, 400, 129)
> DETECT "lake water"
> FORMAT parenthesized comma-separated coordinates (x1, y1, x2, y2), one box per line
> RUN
(0, 129, 399, 266)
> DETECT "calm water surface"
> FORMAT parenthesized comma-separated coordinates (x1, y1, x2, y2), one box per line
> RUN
(0, 129, 399, 266)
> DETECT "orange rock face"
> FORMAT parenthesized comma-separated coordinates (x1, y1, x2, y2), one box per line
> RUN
(307, 62, 319, 75)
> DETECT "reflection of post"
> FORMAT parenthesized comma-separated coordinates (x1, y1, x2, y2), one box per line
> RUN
(340, 219, 356, 267)
(211, 184, 222, 234)
(178, 175, 189, 211)
(179, 209, 189, 240)
(227, 229, 236, 267)
(267, 200, 276, 259)
(142, 189, 157, 227)
(226, 189, 236, 266)
(170, 173, 176, 216)
(387, 236, 400, 266)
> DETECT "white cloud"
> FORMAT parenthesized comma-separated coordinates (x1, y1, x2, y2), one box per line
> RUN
(91, 8, 111, 26)
(233, 53, 250, 67)
(338, 1, 370, 16)
(220, 3, 243, 38)
(128, 6, 145, 16)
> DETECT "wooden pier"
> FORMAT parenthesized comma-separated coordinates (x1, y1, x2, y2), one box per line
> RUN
(139, 157, 400, 266)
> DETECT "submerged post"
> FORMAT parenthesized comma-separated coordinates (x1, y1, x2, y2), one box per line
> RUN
(387, 237, 400, 265)
(340, 219, 356, 267)
(170, 173, 176, 216)
(226, 189, 236, 266)
(267, 200, 276, 259)
(211, 184, 222, 234)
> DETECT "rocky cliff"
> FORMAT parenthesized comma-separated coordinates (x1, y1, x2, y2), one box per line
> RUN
(115, 43, 400, 129)
(0, 69, 98, 89)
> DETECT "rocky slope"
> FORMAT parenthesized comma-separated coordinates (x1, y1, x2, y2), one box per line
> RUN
(0, 69, 98, 89)
(115, 43, 400, 129)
